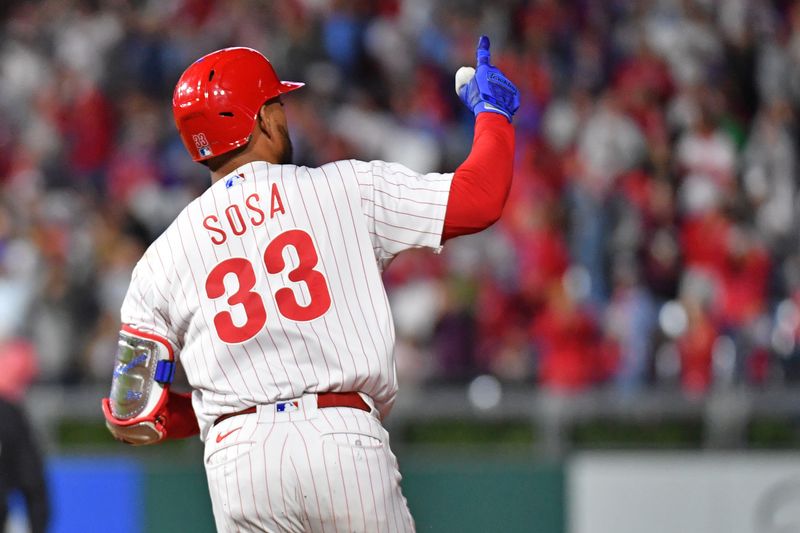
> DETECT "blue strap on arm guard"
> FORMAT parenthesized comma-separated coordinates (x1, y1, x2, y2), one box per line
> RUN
(154, 360, 176, 384)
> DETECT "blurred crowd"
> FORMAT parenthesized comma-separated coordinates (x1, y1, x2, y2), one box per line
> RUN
(1, 0, 800, 397)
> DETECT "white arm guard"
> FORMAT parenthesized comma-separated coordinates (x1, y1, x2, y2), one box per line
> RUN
(102, 326, 176, 445)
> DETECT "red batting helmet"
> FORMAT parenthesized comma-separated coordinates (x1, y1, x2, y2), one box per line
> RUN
(172, 47, 304, 162)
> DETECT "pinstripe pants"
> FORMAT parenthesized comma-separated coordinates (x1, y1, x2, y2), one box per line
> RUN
(204, 394, 415, 533)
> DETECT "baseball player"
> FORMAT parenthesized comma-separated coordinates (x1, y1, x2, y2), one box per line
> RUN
(102, 35, 518, 532)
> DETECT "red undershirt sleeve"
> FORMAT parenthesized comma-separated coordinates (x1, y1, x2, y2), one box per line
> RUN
(442, 112, 515, 242)
(164, 391, 200, 439)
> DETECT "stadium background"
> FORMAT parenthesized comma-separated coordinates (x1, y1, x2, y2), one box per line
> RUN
(2, 0, 800, 531)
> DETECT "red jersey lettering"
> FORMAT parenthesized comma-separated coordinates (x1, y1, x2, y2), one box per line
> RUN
(203, 215, 227, 245)
(225, 205, 247, 236)
(270, 183, 285, 218)
(246, 193, 266, 226)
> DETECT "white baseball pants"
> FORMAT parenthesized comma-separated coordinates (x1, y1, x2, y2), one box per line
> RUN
(203, 394, 415, 532)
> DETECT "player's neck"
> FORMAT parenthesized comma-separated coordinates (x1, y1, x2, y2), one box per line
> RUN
(208, 150, 280, 184)
(209, 156, 271, 184)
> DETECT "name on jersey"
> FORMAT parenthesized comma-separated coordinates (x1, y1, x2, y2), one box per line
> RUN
(202, 183, 286, 246)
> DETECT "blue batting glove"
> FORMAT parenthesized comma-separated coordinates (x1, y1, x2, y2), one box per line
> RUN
(455, 35, 520, 122)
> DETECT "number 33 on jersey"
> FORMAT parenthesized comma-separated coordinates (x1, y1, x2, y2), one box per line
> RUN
(205, 228, 332, 343)
(200, 182, 332, 343)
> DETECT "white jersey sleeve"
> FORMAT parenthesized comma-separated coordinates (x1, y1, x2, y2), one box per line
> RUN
(119, 242, 179, 351)
(352, 159, 453, 269)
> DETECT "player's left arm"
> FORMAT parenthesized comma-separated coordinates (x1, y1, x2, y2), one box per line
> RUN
(443, 35, 518, 242)
(101, 326, 199, 445)
(101, 256, 199, 445)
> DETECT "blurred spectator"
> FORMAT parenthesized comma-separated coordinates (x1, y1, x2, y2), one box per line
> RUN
(605, 257, 658, 394)
(433, 277, 479, 382)
(742, 99, 797, 250)
(2, 0, 800, 398)
(531, 282, 615, 392)
(675, 97, 736, 216)
(569, 90, 646, 304)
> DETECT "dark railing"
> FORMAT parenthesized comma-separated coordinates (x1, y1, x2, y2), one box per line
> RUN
(25, 384, 800, 457)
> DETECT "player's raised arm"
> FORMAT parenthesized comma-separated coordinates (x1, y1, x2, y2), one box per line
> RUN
(443, 35, 518, 242)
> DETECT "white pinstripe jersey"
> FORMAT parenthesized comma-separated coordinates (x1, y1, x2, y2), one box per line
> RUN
(120, 160, 453, 439)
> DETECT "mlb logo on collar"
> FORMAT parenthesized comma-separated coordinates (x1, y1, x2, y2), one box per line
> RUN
(225, 173, 246, 189)
(276, 401, 300, 413)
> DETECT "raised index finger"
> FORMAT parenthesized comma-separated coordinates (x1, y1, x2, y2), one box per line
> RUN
(476, 35, 491, 66)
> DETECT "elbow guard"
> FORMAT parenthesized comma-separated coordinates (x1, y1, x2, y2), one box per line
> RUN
(101, 326, 176, 445)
